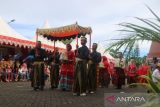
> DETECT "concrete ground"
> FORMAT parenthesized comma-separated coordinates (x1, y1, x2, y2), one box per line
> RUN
(0, 82, 146, 107)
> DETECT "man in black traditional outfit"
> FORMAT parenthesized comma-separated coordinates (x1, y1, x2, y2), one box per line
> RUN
(28, 41, 46, 91)
(49, 48, 60, 89)
(113, 52, 126, 89)
(73, 37, 89, 96)
(88, 43, 101, 93)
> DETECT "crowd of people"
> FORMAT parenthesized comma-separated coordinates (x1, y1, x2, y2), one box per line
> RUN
(0, 57, 30, 82)
(1, 37, 160, 97)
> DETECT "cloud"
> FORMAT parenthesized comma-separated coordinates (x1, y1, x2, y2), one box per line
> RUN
(1, 0, 160, 56)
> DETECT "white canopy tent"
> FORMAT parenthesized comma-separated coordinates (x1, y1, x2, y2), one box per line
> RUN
(97, 43, 115, 62)
(0, 17, 34, 48)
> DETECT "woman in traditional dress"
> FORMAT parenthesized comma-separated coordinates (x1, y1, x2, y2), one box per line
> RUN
(99, 56, 112, 88)
(58, 44, 75, 91)
(137, 61, 149, 83)
(127, 59, 137, 87)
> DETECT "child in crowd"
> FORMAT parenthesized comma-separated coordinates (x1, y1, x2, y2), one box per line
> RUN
(6, 65, 13, 82)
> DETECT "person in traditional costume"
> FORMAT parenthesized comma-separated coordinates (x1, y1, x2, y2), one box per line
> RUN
(58, 44, 75, 91)
(113, 52, 126, 89)
(73, 37, 89, 96)
(99, 56, 112, 88)
(27, 41, 46, 91)
(49, 48, 60, 89)
(87, 43, 101, 93)
(127, 59, 137, 87)
(137, 61, 149, 83)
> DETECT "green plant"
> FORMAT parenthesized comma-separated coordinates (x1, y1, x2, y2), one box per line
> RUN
(106, 6, 160, 58)
(131, 70, 160, 107)
(105, 5, 160, 106)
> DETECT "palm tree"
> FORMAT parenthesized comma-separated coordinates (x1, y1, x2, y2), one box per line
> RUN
(106, 6, 160, 57)
(105, 6, 160, 106)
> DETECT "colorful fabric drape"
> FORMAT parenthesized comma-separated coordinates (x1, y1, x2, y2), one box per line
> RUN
(37, 23, 92, 41)
(99, 56, 111, 87)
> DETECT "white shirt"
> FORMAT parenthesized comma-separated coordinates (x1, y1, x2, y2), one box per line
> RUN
(152, 69, 160, 83)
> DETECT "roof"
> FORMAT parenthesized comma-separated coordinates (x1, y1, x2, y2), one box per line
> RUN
(36, 23, 92, 41)
(147, 41, 160, 59)
(0, 17, 34, 48)
(97, 43, 115, 61)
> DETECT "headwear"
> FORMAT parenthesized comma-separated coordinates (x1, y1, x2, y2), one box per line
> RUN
(102, 56, 108, 62)
(36, 41, 41, 44)
(93, 43, 98, 46)
(81, 37, 87, 40)
(66, 44, 72, 49)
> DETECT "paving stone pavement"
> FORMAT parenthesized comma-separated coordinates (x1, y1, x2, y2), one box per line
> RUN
(0, 82, 146, 107)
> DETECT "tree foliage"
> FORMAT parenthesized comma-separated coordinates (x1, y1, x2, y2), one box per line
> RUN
(106, 6, 160, 58)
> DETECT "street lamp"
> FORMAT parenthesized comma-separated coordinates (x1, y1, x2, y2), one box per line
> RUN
(8, 19, 15, 24)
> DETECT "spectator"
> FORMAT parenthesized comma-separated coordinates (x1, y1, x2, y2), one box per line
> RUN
(152, 63, 160, 84)
(6, 65, 13, 82)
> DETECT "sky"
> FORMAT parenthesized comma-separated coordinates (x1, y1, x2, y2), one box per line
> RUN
(0, 0, 160, 56)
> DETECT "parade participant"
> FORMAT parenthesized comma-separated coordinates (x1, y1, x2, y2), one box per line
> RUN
(28, 41, 46, 91)
(113, 52, 126, 89)
(152, 63, 160, 84)
(58, 44, 75, 91)
(49, 48, 60, 89)
(99, 56, 112, 88)
(87, 43, 101, 93)
(127, 59, 137, 87)
(137, 61, 149, 83)
(108, 61, 115, 86)
(73, 37, 89, 96)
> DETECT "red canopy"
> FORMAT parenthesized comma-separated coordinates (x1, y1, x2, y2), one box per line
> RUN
(0, 35, 65, 52)
(0, 35, 35, 48)
(36, 23, 92, 41)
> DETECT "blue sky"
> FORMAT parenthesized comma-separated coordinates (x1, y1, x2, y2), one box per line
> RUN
(1, 0, 160, 56)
